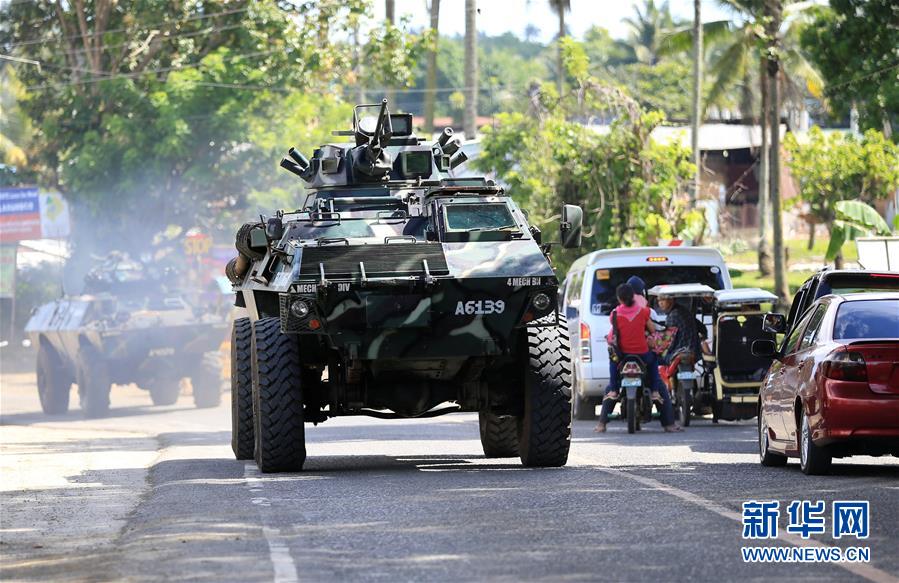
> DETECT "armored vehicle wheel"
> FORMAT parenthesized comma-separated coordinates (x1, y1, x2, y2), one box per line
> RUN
(252, 317, 305, 473)
(231, 318, 254, 460)
(76, 344, 111, 418)
(37, 344, 71, 415)
(192, 353, 222, 409)
(478, 412, 519, 458)
(518, 315, 572, 467)
(148, 382, 181, 406)
(236, 222, 265, 261)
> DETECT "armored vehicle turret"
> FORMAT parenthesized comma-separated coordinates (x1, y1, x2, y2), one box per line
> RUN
(227, 101, 584, 471)
(26, 254, 229, 417)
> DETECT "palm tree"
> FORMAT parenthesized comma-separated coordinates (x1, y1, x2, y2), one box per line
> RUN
(463, 0, 478, 138)
(703, 0, 821, 278)
(549, 0, 571, 96)
(691, 0, 702, 206)
(765, 0, 789, 305)
(424, 0, 440, 134)
(385, 0, 396, 106)
(623, 0, 677, 65)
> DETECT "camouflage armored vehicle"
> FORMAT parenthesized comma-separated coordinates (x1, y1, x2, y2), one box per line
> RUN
(227, 100, 583, 472)
(25, 254, 229, 417)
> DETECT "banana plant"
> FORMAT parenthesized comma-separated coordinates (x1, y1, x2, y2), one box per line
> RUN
(826, 200, 893, 261)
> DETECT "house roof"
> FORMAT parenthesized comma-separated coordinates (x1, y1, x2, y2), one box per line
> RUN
(588, 123, 788, 151)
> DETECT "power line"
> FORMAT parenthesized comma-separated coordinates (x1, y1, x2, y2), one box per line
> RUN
(24, 48, 284, 91)
(4, 5, 252, 49)
(822, 60, 899, 93)
(41, 22, 247, 58)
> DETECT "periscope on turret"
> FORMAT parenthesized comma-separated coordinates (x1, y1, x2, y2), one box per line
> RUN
(226, 100, 585, 472)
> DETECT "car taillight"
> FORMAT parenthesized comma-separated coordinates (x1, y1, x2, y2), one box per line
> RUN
(579, 322, 591, 362)
(821, 351, 867, 382)
(621, 362, 642, 376)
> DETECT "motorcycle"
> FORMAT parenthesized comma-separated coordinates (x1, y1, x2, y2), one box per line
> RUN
(618, 356, 649, 434)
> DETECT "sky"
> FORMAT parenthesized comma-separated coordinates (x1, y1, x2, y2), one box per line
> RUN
(374, 0, 737, 42)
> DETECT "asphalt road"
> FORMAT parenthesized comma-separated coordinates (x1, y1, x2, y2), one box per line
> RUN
(2, 366, 898, 582)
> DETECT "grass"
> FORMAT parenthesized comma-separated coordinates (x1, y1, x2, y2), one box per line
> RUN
(720, 238, 858, 266)
(729, 268, 815, 295)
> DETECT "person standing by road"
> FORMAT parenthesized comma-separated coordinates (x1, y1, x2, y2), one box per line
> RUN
(595, 284, 681, 433)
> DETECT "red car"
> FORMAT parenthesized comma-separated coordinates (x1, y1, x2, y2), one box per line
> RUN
(753, 292, 899, 475)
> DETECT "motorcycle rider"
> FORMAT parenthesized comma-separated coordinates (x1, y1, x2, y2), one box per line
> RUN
(656, 294, 707, 359)
(595, 283, 682, 433)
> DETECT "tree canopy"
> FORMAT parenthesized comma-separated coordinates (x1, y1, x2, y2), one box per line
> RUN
(801, 0, 899, 137)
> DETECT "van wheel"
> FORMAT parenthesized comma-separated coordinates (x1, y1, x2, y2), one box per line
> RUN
(799, 409, 831, 475)
(76, 344, 111, 418)
(572, 393, 596, 420)
(517, 315, 572, 467)
(676, 384, 692, 427)
(37, 344, 71, 415)
(479, 412, 519, 457)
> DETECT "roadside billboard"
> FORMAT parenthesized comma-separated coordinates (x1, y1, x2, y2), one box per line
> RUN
(0, 187, 71, 242)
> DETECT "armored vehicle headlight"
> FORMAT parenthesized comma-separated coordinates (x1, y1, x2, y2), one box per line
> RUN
(532, 293, 551, 311)
(290, 300, 310, 319)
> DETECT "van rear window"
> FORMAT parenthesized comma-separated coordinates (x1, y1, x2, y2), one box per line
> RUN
(590, 266, 724, 315)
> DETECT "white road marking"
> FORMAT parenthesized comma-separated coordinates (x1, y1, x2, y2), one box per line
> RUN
(569, 453, 899, 583)
(243, 463, 298, 583)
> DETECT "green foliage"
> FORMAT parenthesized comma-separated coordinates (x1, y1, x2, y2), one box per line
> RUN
(784, 127, 899, 259)
(801, 0, 899, 138)
(475, 39, 698, 272)
(614, 60, 692, 121)
(826, 200, 893, 261)
(582, 26, 635, 69)
(0, 0, 425, 255)
(363, 15, 433, 92)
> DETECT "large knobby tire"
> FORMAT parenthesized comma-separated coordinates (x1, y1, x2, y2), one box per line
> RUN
(36, 343, 71, 415)
(758, 409, 787, 467)
(252, 317, 305, 473)
(192, 353, 223, 409)
(76, 344, 111, 418)
(799, 408, 831, 475)
(518, 315, 572, 467)
(148, 381, 181, 406)
(231, 318, 254, 460)
(479, 412, 519, 458)
(235, 222, 265, 261)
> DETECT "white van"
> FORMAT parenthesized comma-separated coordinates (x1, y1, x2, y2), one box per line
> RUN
(561, 246, 732, 419)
